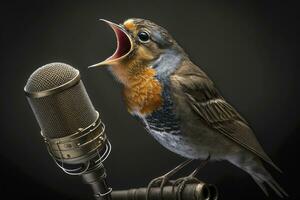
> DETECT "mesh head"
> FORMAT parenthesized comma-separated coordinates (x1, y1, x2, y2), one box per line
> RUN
(25, 63, 98, 139)
(25, 62, 79, 93)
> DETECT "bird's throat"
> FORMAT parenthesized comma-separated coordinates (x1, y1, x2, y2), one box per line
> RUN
(120, 67, 163, 116)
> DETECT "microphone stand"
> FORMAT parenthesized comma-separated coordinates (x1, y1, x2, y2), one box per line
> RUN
(110, 182, 218, 200)
(82, 164, 112, 200)
(81, 139, 113, 200)
(81, 166, 218, 200)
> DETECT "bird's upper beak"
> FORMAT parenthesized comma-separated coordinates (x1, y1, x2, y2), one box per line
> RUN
(89, 19, 134, 68)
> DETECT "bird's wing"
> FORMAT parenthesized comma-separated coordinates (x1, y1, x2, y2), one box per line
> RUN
(170, 63, 281, 172)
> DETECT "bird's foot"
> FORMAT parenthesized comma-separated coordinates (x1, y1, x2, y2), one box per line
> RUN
(171, 174, 201, 200)
(146, 175, 171, 200)
(171, 155, 211, 200)
(146, 159, 193, 200)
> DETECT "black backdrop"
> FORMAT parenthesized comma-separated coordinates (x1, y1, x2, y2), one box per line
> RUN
(1, 1, 299, 199)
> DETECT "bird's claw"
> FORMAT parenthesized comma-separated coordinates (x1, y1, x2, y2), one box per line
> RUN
(172, 176, 201, 200)
(146, 159, 193, 200)
(146, 175, 171, 200)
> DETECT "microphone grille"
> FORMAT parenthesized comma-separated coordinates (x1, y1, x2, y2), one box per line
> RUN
(25, 62, 79, 93)
(25, 62, 98, 139)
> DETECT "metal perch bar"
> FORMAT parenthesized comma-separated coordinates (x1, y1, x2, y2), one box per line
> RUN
(111, 183, 218, 200)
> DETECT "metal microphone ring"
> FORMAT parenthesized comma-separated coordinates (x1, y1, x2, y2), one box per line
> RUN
(98, 187, 112, 197)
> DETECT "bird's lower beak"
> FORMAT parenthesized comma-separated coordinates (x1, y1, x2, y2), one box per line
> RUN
(89, 19, 133, 68)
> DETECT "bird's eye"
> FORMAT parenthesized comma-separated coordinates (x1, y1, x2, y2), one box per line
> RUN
(138, 31, 150, 42)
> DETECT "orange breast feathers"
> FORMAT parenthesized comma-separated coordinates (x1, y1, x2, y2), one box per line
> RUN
(123, 68, 163, 116)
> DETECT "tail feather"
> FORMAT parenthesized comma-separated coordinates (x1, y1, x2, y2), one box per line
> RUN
(252, 175, 269, 197)
(229, 153, 288, 198)
(268, 161, 283, 174)
(259, 173, 288, 198)
(251, 166, 288, 198)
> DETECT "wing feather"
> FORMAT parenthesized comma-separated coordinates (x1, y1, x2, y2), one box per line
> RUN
(171, 65, 281, 172)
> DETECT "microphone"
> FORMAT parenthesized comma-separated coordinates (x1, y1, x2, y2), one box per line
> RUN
(24, 62, 112, 200)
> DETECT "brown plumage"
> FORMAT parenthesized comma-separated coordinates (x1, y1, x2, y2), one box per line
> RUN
(123, 68, 163, 115)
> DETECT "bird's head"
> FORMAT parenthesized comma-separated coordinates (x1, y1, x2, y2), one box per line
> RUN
(90, 18, 184, 84)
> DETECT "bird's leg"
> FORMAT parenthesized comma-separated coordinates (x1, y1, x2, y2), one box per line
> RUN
(188, 154, 210, 177)
(172, 155, 211, 200)
(146, 159, 193, 200)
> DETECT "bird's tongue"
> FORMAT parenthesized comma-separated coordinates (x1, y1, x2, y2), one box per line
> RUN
(106, 25, 131, 61)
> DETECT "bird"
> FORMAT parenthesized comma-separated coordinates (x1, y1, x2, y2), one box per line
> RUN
(90, 18, 288, 198)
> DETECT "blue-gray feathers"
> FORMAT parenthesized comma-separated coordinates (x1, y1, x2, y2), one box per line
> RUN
(143, 51, 183, 135)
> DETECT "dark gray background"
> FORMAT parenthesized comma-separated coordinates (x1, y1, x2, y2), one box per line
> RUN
(1, 0, 299, 199)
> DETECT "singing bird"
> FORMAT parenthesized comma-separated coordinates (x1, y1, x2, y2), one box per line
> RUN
(90, 18, 287, 198)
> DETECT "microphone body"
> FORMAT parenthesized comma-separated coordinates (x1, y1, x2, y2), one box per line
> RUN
(111, 183, 218, 200)
(25, 63, 111, 199)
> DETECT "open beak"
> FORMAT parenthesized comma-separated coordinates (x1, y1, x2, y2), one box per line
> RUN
(89, 19, 134, 68)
